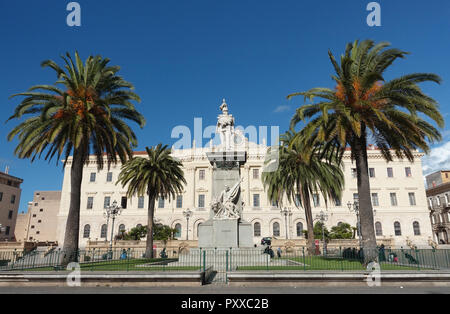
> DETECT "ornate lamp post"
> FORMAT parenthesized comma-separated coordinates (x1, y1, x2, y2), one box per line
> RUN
(280, 207, 292, 239)
(105, 200, 122, 252)
(315, 211, 329, 254)
(183, 208, 193, 240)
(347, 200, 362, 248)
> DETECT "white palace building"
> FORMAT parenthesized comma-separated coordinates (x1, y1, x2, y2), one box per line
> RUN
(56, 104, 434, 248)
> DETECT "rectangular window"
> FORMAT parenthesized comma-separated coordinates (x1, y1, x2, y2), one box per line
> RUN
(353, 193, 359, 202)
(313, 194, 320, 207)
(5, 226, 10, 235)
(351, 168, 357, 178)
(408, 193, 416, 206)
(369, 168, 375, 178)
(158, 197, 165, 208)
(121, 196, 127, 209)
(334, 198, 341, 207)
(10, 195, 15, 204)
(371, 193, 379, 206)
(90, 172, 96, 182)
(199, 169, 205, 180)
(198, 195, 205, 208)
(138, 196, 144, 209)
(8, 211, 13, 219)
(405, 167, 412, 177)
(0, 192, 3, 201)
(176, 195, 183, 208)
(253, 168, 259, 179)
(295, 194, 301, 207)
(87, 197, 94, 209)
(390, 193, 398, 206)
(106, 172, 113, 182)
(387, 167, 394, 178)
(253, 194, 260, 207)
(103, 196, 111, 209)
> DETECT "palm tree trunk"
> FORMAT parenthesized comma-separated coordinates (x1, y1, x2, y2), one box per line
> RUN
(353, 130, 378, 265)
(144, 195, 156, 259)
(301, 187, 316, 255)
(61, 148, 84, 265)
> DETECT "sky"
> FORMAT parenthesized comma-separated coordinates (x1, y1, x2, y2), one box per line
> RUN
(0, 0, 449, 213)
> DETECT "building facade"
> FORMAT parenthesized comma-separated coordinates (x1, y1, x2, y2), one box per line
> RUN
(56, 141, 433, 248)
(0, 171, 23, 241)
(426, 170, 450, 189)
(426, 178, 450, 244)
(15, 191, 61, 242)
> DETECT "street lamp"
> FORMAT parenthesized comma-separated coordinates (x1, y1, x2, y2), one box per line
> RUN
(314, 211, 328, 254)
(183, 208, 193, 240)
(280, 207, 292, 239)
(105, 200, 122, 253)
(347, 200, 362, 248)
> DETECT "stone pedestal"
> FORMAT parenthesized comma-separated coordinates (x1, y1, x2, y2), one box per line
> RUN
(198, 218, 253, 248)
(197, 150, 253, 249)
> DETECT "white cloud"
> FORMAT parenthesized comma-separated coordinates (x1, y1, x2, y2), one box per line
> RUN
(274, 105, 290, 113)
(422, 141, 450, 175)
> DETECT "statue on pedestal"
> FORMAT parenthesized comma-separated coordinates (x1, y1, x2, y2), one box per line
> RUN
(216, 99, 235, 151)
(211, 179, 242, 220)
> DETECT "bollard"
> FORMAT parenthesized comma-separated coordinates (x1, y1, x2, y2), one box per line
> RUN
(302, 247, 306, 271)
(203, 249, 206, 272)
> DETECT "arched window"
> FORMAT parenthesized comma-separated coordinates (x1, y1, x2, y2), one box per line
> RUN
(375, 222, 383, 236)
(337, 221, 343, 227)
(394, 221, 401, 236)
(83, 224, 90, 238)
(413, 221, 421, 236)
(254, 222, 261, 237)
(175, 223, 182, 238)
(118, 224, 126, 235)
(100, 224, 107, 238)
(136, 224, 142, 228)
(273, 222, 280, 237)
(296, 222, 303, 237)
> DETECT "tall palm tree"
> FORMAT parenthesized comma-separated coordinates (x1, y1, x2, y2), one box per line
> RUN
(117, 144, 186, 258)
(263, 131, 344, 254)
(288, 40, 444, 263)
(7, 52, 145, 262)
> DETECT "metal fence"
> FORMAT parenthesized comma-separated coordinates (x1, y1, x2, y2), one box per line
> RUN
(0, 247, 449, 272)
(0, 248, 203, 272)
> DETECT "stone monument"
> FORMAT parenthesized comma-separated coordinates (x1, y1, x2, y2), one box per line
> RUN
(198, 100, 253, 248)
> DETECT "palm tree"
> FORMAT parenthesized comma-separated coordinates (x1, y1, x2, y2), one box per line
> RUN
(262, 131, 344, 254)
(288, 40, 444, 263)
(117, 144, 186, 258)
(7, 52, 145, 262)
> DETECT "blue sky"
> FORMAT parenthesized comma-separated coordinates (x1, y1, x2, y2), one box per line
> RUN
(0, 0, 449, 213)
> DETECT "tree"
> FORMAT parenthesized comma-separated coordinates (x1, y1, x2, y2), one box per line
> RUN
(153, 224, 177, 242)
(288, 40, 444, 264)
(120, 225, 148, 240)
(7, 52, 145, 262)
(262, 131, 344, 254)
(329, 223, 354, 240)
(117, 144, 186, 258)
(313, 221, 329, 240)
